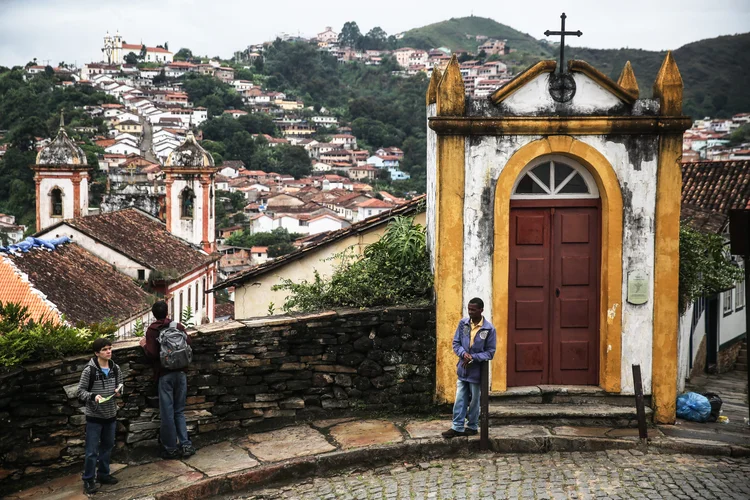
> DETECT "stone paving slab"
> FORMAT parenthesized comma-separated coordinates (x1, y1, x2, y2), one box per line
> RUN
(329, 419, 403, 449)
(488, 425, 550, 438)
(404, 420, 447, 439)
(310, 417, 355, 429)
(238, 424, 335, 462)
(5, 463, 127, 500)
(97, 460, 203, 499)
(183, 441, 259, 477)
(553, 426, 612, 437)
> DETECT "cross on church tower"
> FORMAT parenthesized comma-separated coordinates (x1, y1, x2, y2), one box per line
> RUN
(544, 13, 582, 74)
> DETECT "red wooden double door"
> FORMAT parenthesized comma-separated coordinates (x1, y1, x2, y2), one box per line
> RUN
(507, 200, 600, 387)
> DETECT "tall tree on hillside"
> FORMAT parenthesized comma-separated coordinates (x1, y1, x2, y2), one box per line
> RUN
(363, 27, 388, 50)
(174, 48, 193, 61)
(338, 21, 362, 49)
(124, 52, 139, 65)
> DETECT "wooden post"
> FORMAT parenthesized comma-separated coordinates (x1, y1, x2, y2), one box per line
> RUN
(632, 364, 648, 440)
(480, 361, 490, 450)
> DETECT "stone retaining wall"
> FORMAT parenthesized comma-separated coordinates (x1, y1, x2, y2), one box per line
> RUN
(0, 306, 435, 485)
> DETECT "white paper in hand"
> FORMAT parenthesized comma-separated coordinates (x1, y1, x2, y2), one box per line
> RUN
(98, 384, 123, 403)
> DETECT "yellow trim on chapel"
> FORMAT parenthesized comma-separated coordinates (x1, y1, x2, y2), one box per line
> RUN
(490, 136, 624, 394)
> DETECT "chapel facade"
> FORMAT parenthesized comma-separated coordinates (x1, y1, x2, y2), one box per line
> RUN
(426, 53, 690, 423)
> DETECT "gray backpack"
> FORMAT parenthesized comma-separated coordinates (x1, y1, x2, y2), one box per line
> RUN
(158, 322, 192, 370)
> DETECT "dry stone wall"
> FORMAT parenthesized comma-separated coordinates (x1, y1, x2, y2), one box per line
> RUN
(0, 306, 435, 487)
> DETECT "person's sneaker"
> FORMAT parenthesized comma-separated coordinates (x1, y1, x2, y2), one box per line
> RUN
(181, 444, 197, 457)
(161, 448, 181, 460)
(97, 474, 119, 485)
(464, 428, 478, 436)
(83, 479, 99, 494)
(441, 428, 466, 439)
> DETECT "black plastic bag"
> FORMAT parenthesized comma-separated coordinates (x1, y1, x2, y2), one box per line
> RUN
(702, 392, 723, 422)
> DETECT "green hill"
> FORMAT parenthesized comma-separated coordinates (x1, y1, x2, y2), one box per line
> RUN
(398, 16, 553, 56)
(402, 16, 749, 119)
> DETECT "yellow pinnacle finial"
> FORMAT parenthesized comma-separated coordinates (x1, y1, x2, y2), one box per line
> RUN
(436, 55, 465, 116)
(426, 65, 443, 106)
(617, 61, 639, 100)
(653, 51, 683, 116)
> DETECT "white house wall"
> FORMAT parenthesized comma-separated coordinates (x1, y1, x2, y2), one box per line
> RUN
(460, 134, 659, 395)
(720, 291, 746, 346)
(169, 178, 209, 247)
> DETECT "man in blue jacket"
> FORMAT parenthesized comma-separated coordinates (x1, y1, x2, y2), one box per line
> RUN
(442, 297, 496, 438)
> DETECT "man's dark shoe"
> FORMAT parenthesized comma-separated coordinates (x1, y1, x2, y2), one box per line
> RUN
(181, 444, 196, 457)
(464, 428, 478, 436)
(97, 474, 119, 485)
(161, 448, 181, 460)
(83, 479, 99, 494)
(441, 428, 466, 439)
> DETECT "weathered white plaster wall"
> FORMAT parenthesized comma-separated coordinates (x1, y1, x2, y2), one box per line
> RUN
(720, 290, 746, 346)
(168, 265, 215, 325)
(39, 177, 74, 231)
(578, 136, 658, 394)
(426, 103, 436, 271)
(501, 73, 624, 115)
(462, 135, 541, 326)
(170, 178, 208, 247)
(460, 134, 658, 394)
(677, 301, 706, 392)
(37, 224, 146, 279)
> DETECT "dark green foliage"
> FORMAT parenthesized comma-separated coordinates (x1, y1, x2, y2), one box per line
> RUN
(174, 48, 193, 61)
(0, 301, 117, 367)
(181, 73, 244, 117)
(267, 242, 296, 257)
(124, 52, 139, 65)
(679, 223, 744, 314)
(0, 69, 115, 227)
(225, 227, 301, 248)
(273, 215, 432, 312)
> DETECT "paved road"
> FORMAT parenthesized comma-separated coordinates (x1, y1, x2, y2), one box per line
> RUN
(140, 118, 157, 163)
(229, 451, 750, 500)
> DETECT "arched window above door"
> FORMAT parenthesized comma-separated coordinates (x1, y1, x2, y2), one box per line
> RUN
(511, 155, 599, 199)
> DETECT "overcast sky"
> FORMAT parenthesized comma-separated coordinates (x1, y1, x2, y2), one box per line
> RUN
(1, 0, 748, 67)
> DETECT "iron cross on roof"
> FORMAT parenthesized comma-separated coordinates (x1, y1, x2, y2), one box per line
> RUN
(544, 13, 582, 74)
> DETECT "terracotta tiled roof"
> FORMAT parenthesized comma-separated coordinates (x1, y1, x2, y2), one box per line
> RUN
(214, 302, 234, 320)
(681, 160, 750, 213)
(0, 256, 60, 324)
(42, 208, 216, 278)
(3, 243, 152, 325)
(357, 198, 394, 209)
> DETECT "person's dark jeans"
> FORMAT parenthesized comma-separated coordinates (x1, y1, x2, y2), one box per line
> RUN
(82, 418, 116, 481)
(158, 371, 191, 452)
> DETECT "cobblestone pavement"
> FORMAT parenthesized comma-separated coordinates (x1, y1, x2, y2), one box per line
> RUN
(230, 451, 750, 500)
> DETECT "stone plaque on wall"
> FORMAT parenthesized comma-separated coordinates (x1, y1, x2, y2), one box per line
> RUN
(627, 270, 649, 305)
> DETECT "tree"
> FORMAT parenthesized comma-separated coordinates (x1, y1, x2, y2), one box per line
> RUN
(338, 21, 362, 49)
(275, 145, 312, 178)
(124, 52, 139, 65)
(164, 42, 169, 51)
(152, 69, 167, 85)
(174, 48, 193, 61)
(363, 27, 388, 50)
(139, 45, 147, 60)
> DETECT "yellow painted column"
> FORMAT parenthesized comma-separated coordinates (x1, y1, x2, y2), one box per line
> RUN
(652, 52, 684, 424)
(434, 56, 466, 403)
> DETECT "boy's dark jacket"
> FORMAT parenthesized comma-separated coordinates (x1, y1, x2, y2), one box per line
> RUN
(452, 317, 497, 384)
(143, 318, 190, 380)
(75, 357, 123, 421)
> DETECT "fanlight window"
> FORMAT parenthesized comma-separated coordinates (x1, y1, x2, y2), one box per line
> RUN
(512, 156, 598, 199)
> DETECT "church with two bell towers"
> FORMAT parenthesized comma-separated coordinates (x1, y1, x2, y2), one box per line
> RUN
(31, 118, 219, 324)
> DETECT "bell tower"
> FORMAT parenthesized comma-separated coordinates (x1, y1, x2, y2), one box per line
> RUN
(31, 113, 91, 232)
(163, 130, 216, 253)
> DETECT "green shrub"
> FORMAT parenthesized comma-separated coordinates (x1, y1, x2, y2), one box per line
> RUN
(0, 301, 117, 367)
(273, 215, 432, 313)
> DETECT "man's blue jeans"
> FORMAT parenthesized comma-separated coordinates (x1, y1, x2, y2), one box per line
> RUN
(451, 379, 481, 432)
(158, 371, 191, 452)
(82, 418, 116, 481)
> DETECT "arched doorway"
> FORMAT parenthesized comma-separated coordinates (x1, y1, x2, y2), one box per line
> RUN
(507, 155, 601, 386)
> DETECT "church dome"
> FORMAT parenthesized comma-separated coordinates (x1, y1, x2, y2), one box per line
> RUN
(36, 114, 87, 166)
(164, 130, 214, 168)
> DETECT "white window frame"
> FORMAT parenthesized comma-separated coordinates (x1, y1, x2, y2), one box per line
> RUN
(723, 288, 733, 316)
(736, 273, 745, 311)
(511, 155, 599, 200)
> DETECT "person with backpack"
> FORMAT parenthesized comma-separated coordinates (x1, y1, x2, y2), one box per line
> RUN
(139, 300, 196, 459)
(76, 338, 123, 494)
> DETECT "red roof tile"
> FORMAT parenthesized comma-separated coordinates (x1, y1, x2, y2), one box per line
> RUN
(3, 243, 152, 324)
(681, 160, 750, 213)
